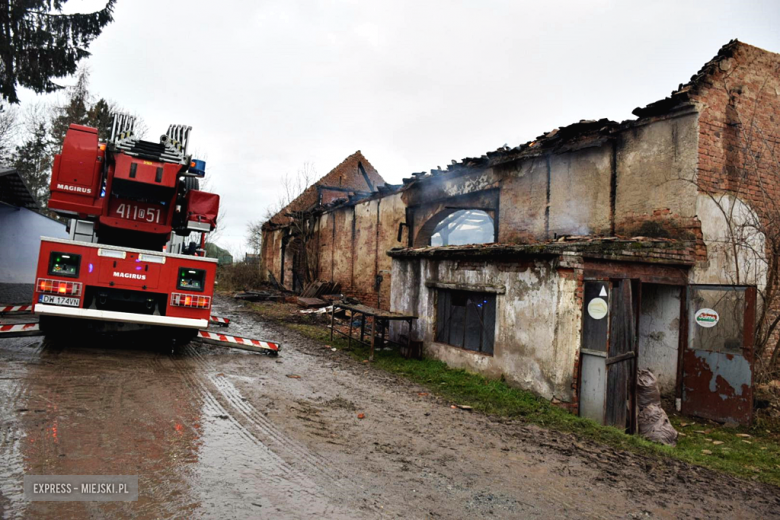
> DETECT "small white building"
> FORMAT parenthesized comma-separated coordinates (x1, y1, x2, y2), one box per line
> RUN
(0, 168, 68, 304)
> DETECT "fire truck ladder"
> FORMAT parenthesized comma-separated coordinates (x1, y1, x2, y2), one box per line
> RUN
(109, 114, 192, 165)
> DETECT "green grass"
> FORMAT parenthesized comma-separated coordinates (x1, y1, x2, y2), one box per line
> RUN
(250, 305, 780, 487)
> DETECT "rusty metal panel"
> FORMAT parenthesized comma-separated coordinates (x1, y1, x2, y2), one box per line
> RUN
(682, 349, 752, 423)
(682, 286, 754, 424)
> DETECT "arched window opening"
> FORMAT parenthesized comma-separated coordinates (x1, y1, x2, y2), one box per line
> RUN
(429, 210, 494, 247)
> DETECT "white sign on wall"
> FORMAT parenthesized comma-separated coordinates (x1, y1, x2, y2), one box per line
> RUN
(587, 298, 609, 320)
(694, 308, 720, 328)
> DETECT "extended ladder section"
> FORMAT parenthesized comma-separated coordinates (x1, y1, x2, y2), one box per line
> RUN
(109, 115, 192, 166)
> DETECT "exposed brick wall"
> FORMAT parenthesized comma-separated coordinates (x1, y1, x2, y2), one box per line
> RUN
(618, 209, 706, 262)
(313, 194, 405, 309)
(261, 151, 385, 289)
(692, 43, 780, 206)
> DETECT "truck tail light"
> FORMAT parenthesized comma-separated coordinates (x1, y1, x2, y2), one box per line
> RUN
(37, 278, 82, 296)
(171, 292, 211, 309)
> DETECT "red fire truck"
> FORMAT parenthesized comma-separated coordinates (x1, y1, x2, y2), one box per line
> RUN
(33, 116, 220, 343)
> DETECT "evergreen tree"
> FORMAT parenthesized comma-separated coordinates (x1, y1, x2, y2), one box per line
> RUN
(50, 67, 91, 145)
(13, 120, 52, 205)
(49, 68, 141, 147)
(88, 98, 114, 141)
(0, 1, 117, 103)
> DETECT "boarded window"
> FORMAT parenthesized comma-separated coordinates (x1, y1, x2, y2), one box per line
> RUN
(435, 290, 496, 354)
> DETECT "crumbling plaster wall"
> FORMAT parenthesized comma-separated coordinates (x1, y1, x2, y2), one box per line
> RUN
(548, 148, 612, 236)
(687, 43, 780, 348)
(332, 207, 354, 292)
(352, 200, 378, 302)
(615, 113, 700, 228)
(377, 194, 408, 308)
(390, 257, 580, 401)
(473, 113, 699, 245)
(317, 212, 333, 282)
(261, 228, 285, 284)
(495, 147, 612, 242)
(496, 158, 548, 242)
(692, 193, 767, 288)
(314, 192, 406, 308)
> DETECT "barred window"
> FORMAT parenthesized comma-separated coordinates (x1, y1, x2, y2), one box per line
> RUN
(435, 290, 496, 354)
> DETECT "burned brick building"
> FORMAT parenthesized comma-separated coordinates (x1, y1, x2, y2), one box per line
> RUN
(261, 151, 388, 294)
(263, 40, 779, 427)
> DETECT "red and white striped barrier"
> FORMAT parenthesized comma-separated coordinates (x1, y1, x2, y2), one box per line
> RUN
(0, 304, 33, 314)
(197, 330, 279, 355)
(209, 315, 230, 327)
(0, 322, 42, 337)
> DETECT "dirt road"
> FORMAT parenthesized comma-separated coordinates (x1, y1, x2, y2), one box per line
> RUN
(0, 297, 778, 519)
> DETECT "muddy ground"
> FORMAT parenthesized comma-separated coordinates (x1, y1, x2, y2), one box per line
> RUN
(0, 296, 778, 519)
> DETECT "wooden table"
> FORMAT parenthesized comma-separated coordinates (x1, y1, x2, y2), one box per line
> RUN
(330, 302, 417, 361)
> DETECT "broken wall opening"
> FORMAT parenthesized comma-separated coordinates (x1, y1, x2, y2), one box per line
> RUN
(416, 209, 496, 248)
(429, 209, 495, 247)
(637, 284, 682, 397)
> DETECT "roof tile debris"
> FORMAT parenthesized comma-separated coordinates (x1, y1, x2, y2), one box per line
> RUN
(396, 40, 750, 190)
(266, 40, 752, 223)
(632, 39, 740, 118)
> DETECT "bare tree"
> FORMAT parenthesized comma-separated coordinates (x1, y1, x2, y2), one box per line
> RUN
(0, 103, 19, 165)
(246, 219, 263, 254)
(262, 163, 319, 289)
(263, 162, 316, 223)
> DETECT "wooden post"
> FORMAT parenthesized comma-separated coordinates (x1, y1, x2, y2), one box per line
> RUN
(330, 303, 335, 341)
(369, 316, 375, 361)
(380, 318, 386, 350)
(360, 313, 366, 343)
(347, 311, 353, 349)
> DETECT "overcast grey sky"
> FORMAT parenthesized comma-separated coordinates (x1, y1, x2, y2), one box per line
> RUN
(19, 0, 780, 255)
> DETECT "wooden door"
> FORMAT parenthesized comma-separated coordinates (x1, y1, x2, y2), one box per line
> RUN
(605, 280, 636, 429)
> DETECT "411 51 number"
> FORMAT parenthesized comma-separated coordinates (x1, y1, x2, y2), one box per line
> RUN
(115, 203, 162, 224)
